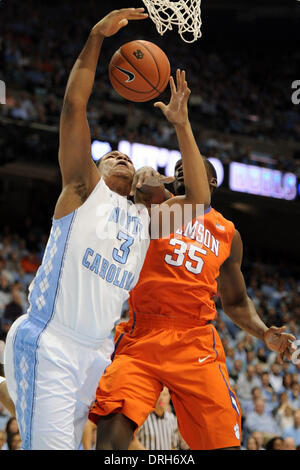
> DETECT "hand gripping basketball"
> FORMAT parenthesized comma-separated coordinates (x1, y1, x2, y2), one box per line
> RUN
(154, 69, 191, 126)
(91, 8, 148, 38)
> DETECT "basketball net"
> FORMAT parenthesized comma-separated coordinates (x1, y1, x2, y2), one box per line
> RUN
(141, 0, 202, 43)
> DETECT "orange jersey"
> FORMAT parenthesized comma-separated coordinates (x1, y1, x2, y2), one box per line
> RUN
(128, 206, 235, 324)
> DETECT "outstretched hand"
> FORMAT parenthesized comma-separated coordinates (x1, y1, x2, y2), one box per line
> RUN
(154, 69, 191, 127)
(264, 326, 296, 363)
(92, 8, 148, 37)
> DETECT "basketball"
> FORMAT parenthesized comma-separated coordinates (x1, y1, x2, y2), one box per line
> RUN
(109, 40, 171, 102)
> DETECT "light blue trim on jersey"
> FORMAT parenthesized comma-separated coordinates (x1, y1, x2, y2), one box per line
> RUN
(204, 205, 212, 214)
(13, 211, 76, 449)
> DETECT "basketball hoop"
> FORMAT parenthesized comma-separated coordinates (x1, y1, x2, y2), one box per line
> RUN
(141, 0, 202, 43)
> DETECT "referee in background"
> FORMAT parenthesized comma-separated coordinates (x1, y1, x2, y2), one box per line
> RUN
(129, 387, 185, 450)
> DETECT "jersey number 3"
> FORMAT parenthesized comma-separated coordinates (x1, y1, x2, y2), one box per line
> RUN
(164, 238, 206, 274)
(112, 231, 134, 264)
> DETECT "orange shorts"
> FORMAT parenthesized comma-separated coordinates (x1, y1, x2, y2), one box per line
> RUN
(89, 315, 241, 450)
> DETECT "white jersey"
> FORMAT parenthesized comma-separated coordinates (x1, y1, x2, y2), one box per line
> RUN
(27, 177, 150, 341)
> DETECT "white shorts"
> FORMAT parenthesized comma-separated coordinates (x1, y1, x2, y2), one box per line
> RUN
(4, 314, 113, 450)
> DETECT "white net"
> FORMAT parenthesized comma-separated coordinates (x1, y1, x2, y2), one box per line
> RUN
(142, 0, 202, 43)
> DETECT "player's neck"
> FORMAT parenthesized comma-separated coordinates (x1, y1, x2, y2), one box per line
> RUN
(104, 175, 131, 198)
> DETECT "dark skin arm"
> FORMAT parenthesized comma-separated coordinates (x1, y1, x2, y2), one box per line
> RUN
(130, 71, 211, 221)
(154, 71, 210, 209)
(217, 230, 296, 362)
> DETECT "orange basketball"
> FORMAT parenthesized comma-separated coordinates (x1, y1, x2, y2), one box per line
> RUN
(109, 40, 170, 102)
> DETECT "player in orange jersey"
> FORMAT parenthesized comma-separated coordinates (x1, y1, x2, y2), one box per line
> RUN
(89, 159, 296, 451)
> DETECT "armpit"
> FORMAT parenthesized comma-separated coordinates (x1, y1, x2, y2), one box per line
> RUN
(74, 182, 90, 203)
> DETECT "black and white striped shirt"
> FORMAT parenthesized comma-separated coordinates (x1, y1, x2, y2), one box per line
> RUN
(137, 411, 179, 450)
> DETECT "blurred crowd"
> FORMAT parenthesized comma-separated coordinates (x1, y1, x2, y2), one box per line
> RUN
(0, 1, 300, 173)
(0, 223, 300, 450)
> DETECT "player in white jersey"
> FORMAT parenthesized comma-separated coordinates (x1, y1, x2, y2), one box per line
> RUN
(3, 8, 211, 450)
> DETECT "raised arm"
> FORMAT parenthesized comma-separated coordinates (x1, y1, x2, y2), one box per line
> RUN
(131, 166, 174, 207)
(149, 70, 211, 237)
(218, 230, 296, 362)
(128, 436, 147, 450)
(54, 8, 148, 219)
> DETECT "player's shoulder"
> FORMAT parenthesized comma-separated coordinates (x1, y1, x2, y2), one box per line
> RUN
(209, 207, 235, 232)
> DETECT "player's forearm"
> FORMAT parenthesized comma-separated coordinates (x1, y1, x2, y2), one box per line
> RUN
(222, 296, 268, 342)
(174, 121, 210, 206)
(63, 30, 104, 107)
